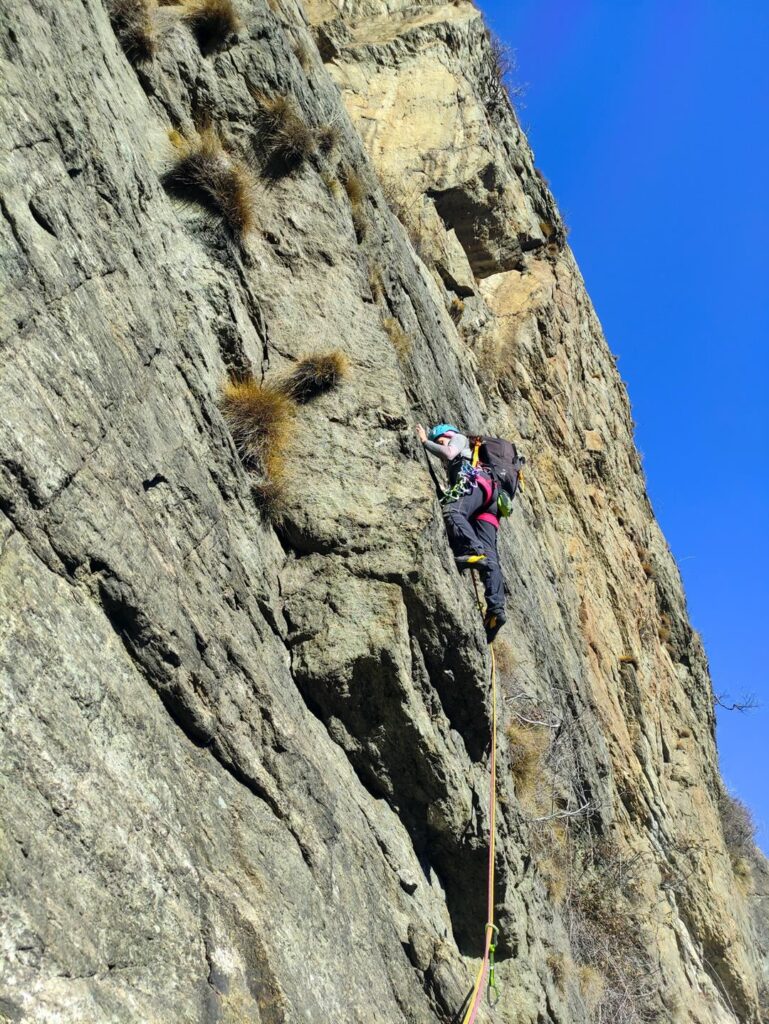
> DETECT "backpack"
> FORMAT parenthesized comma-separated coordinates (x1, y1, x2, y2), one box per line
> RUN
(471, 436, 526, 504)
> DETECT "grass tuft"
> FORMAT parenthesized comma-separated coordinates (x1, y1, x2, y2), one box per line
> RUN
(546, 951, 570, 990)
(368, 263, 385, 303)
(220, 378, 295, 501)
(278, 351, 349, 403)
(109, 0, 157, 63)
(382, 317, 411, 361)
(250, 91, 317, 175)
(339, 165, 367, 239)
(178, 0, 241, 54)
(293, 39, 311, 70)
(320, 170, 343, 200)
(492, 635, 516, 676)
(316, 121, 340, 158)
(164, 126, 257, 237)
(449, 297, 465, 323)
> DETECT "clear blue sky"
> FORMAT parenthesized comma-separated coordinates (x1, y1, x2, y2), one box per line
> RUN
(479, 0, 769, 854)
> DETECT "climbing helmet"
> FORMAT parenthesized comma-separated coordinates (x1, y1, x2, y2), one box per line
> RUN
(428, 423, 459, 442)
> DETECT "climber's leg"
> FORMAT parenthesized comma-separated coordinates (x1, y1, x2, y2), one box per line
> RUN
(474, 517, 506, 641)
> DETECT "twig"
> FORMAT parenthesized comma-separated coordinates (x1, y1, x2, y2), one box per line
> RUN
(530, 801, 591, 823)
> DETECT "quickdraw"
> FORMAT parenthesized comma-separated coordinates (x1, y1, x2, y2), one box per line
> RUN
(439, 463, 485, 507)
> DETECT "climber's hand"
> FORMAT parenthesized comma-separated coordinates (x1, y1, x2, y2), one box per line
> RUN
(416, 424, 427, 444)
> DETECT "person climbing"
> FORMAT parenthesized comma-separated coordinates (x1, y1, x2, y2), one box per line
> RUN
(417, 423, 522, 644)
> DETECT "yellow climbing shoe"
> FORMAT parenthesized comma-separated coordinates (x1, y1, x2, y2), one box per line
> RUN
(455, 553, 487, 572)
(484, 610, 506, 644)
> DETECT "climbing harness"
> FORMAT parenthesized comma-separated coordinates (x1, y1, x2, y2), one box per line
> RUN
(460, 570, 500, 1024)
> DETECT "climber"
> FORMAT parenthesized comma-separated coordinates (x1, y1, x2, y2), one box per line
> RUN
(417, 422, 518, 644)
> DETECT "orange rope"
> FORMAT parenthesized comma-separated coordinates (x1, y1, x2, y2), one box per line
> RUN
(460, 572, 499, 1024)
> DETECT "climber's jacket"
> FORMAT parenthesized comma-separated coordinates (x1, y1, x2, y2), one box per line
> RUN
(423, 429, 500, 525)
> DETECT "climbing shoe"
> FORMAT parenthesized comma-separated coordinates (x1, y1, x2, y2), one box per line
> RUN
(484, 610, 506, 645)
(455, 553, 487, 572)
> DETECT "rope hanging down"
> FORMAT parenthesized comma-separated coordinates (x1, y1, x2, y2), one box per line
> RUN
(460, 571, 500, 1024)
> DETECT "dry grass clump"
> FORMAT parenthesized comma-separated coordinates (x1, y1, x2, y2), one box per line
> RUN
(220, 378, 295, 502)
(657, 612, 672, 643)
(507, 720, 550, 804)
(278, 351, 349, 403)
(491, 635, 515, 676)
(546, 951, 571, 991)
(316, 121, 340, 158)
(368, 263, 385, 303)
(339, 165, 367, 239)
(320, 170, 343, 200)
(531, 819, 570, 903)
(251, 91, 317, 175)
(449, 297, 465, 323)
(619, 653, 639, 669)
(176, 0, 241, 53)
(164, 126, 256, 237)
(382, 317, 411, 361)
(109, 0, 157, 63)
(293, 39, 311, 70)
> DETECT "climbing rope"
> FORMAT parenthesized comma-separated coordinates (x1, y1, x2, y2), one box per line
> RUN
(460, 571, 500, 1024)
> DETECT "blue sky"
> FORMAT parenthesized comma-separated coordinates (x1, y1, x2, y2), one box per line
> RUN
(478, 0, 769, 853)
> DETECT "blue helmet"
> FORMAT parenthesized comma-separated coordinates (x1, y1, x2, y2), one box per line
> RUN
(429, 423, 459, 442)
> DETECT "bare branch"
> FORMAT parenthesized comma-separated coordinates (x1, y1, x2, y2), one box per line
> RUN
(530, 801, 591, 823)
(714, 692, 760, 713)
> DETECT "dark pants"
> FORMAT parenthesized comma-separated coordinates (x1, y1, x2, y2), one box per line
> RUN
(442, 483, 505, 616)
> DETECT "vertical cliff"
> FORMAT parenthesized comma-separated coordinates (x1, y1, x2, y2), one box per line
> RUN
(1, 1, 766, 1022)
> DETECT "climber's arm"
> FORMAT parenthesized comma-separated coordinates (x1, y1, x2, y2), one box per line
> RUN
(424, 439, 459, 461)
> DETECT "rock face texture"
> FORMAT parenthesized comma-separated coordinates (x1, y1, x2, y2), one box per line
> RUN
(0, 1, 766, 1022)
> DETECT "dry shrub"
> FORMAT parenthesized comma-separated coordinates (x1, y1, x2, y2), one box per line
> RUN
(482, 26, 521, 110)
(164, 126, 256, 237)
(382, 317, 411, 361)
(177, 0, 240, 53)
(220, 379, 295, 501)
(109, 0, 157, 63)
(251, 91, 317, 175)
(567, 840, 661, 1024)
(278, 351, 348, 403)
(339, 165, 367, 239)
(507, 720, 550, 805)
(717, 788, 756, 867)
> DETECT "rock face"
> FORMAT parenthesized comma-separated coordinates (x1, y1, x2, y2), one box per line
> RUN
(0, 1, 766, 1022)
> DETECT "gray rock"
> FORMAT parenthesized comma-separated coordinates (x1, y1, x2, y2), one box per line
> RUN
(1, 1, 766, 1022)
